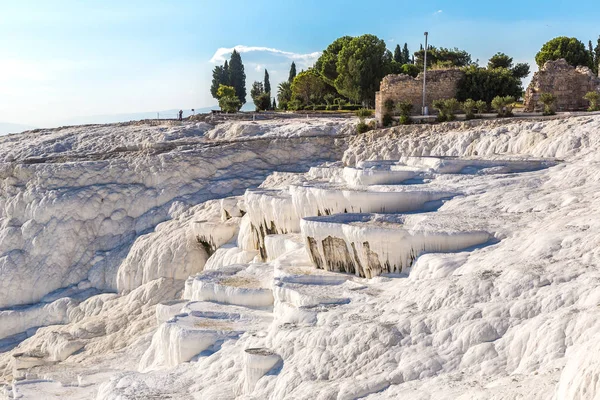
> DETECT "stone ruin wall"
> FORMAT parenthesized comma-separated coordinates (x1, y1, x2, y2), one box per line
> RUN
(524, 59, 600, 112)
(375, 69, 465, 123)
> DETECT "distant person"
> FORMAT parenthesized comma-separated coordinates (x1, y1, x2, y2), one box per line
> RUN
(178, 110, 183, 121)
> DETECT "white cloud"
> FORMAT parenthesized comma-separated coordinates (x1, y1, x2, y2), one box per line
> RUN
(209, 45, 321, 65)
(254, 64, 263, 72)
(434, 9, 443, 15)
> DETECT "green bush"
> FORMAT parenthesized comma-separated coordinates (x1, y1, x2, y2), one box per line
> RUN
(491, 96, 516, 117)
(218, 95, 242, 113)
(433, 98, 461, 122)
(382, 113, 393, 127)
(457, 65, 523, 104)
(401, 64, 420, 77)
(341, 104, 361, 111)
(356, 108, 374, 119)
(462, 99, 476, 120)
(584, 91, 600, 111)
(314, 105, 327, 111)
(398, 115, 412, 125)
(288, 99, 303, 111)
(475, 100, 487, 115)
(357, 121, 370, 134)
(539, 92, 557, 116)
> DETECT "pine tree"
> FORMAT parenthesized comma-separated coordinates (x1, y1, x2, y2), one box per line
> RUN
(228, 50, 247, 105)
(420, 44, 423, 51)
(289, 62, 297, 83)
(402, 43, 410, 64)
(264, 69, 271, 95)
(394, 45, 402, 63)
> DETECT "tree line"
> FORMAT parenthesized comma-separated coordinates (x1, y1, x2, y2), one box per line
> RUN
(210, 34, 600, 113)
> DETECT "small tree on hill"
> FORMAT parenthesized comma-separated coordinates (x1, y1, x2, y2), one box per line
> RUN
(402, 43, 411, 64)
(491, 96, 516, 117)
(264, 69, 271, 97)
(228, 50, 247, 104)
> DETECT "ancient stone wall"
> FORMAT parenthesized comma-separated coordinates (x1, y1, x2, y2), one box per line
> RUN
(524, 59, 600, 112)
(375, 69, 465, 123)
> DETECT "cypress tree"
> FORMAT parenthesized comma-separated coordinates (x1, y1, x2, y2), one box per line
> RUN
(210, 65, 225, 99)
(393, 45, 402, 63)
(594, 36, 600, 74)
(589, 40, 595, 71)
(289, 62, 297, 83)
(228, 50, 247, 105)
(264, 69, 271, 95)
(402, 43, 410, 64)
(272, 98, 277, 110)
(223, 60, 229, 85)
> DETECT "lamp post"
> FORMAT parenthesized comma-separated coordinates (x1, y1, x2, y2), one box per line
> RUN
(422, 32, 429, 115)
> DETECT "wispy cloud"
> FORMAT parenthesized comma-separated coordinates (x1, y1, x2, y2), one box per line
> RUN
(434, 9, 443, 15)
(209, 45, 321, 65)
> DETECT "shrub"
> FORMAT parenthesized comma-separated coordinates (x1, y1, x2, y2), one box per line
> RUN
(400, 64, 420, 77)
(288, 99, 303, 111)
(341, 104, 361, 111)
(356, 121, 370, 134)
(356, 108, 374, 119)
(491, 96, 516, 117)
(395, 101, 413, 125)
(278, 100, 289, 110)
(433, 98, 461, 122)
(382, 113, 393, 127)
(398, 115, 412, 125)
(314, 105, 327, 111)
(539, 92, 557, 116)
(584, 91, 600, 111)
(384, 99, 395, 113)
(457, 65, 523, 104)
(475, 100, 487, 115)
(218, 95, 242, 113)
(462, 99, 477, 120)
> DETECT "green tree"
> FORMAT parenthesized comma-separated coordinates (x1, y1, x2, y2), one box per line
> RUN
(491, 95, 516, 117)
(251, 81, 270, 111)
(394, 44, 402, 63)
(228, 50, 247, 104)
(334, 34, 390, 106)
(488, 52, 513, 69)
(277, 81, 292, 109)
(314, 36, 353, 86)
(457, 65, 523, 104)
(264, 69, 271, 96)
(415, 46, 473, 69)
(462, 99, 477, 120)
(590, 40, 599, 74)
(535, 37, 592, 68)
(210, 65, 229, 99)
(291, 70, 326, 105)
(223, 60, 229, 82)
(272, 98, 277, 110)
(475, 100, 487, 115)
(216, 84, 236, 99)
(288, 62, 297, 83)
(595, 37, 600, 73)
(216, 85, 241, 113)
(511, 63, 530, 79)
(402, 43, 410, 64)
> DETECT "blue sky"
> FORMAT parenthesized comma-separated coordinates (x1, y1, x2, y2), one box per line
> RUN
(1, 0, 600, 127)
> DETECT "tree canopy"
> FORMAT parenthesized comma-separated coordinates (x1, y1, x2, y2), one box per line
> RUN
(535, 37, 592, 68)
(414, 46, 473, 69)
(264, 69, 271, 95)
(334, 34, 390, 106)
(288, 62, 297, 83)
(314, 36, 353, 86)
(291, 70, 326, 105)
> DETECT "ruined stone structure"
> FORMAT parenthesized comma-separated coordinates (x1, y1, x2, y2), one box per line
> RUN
(524, 59, 600, 112)
(375, 69, 465, 123)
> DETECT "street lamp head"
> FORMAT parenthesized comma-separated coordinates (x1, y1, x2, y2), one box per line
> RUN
(424, 32, 428, 36)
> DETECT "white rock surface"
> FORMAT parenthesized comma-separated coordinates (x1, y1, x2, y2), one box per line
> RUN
(5, 116, 600, 399)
